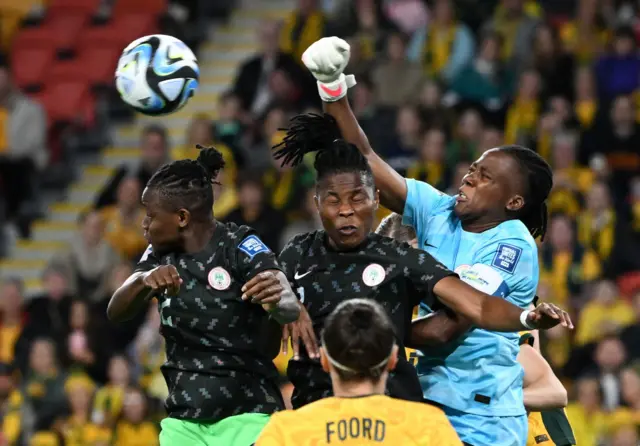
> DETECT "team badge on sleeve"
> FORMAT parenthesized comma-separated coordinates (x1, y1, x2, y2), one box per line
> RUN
(238, 235, 270, 258)
(491, 243, 522, 274)
(208, 267, 231, 290)
(363, 263, 386, 287)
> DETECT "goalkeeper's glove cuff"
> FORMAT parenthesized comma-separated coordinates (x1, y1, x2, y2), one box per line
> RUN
(316, 73, 356, 103)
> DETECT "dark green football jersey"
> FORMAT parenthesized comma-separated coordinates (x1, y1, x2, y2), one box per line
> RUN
(278, 230, 456, 409)
(135, 222, 284, 421)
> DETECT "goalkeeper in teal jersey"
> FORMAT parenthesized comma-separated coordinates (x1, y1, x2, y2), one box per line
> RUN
(299, 37, 570, 446)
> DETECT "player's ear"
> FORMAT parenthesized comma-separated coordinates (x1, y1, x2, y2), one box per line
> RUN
(177, 208, 191, 229)
(506, 194, 525, 213)
(373, 189, 380, 210)
(320, 348, 330, 373)
(314, 194, 321, 213)
(387, 345, 399, 372)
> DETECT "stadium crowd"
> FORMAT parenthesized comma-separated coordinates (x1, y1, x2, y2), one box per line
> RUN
(1, 0, 640, 444)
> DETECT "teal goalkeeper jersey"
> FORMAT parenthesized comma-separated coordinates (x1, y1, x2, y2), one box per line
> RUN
(403, 179, 538, 417)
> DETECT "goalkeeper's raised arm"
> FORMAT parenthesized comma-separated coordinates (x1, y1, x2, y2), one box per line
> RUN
(301, 37, 409, 215)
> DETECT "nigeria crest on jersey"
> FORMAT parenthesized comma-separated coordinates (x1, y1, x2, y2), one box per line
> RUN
(363, 263, 386, 287)
(208, 267, 231, 290)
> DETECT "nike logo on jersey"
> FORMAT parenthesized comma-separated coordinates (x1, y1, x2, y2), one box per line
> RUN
(424, 241, 436, 248)
(294, 270, 312, 280)
(320, 83, 343, 97)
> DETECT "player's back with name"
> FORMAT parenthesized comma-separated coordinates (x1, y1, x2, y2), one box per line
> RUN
(135, 222, 278, 376)
(256, 395, 463, 445)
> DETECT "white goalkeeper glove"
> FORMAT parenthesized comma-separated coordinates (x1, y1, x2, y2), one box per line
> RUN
(302, 37, 357, 102)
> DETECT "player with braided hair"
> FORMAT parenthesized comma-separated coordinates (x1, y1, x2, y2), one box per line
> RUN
(273, 115, 570, 411)
(107, 145, 299, 446)
(299, 37, 562, 446)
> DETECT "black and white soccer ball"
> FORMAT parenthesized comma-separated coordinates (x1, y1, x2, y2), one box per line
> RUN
(115, 34, 199, 116)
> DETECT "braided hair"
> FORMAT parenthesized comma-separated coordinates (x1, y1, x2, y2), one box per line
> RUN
(499, 145, 553, 240)
(273, 113, 374, 190)
(146, 145, 225, 221)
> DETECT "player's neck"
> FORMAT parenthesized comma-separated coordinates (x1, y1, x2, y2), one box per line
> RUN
(332, 380, 385, 398)
(183, 221, 216, 253)
(461, 216, 507, 233)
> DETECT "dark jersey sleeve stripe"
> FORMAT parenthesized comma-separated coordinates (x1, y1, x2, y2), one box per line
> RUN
(541, 409, 576, 445)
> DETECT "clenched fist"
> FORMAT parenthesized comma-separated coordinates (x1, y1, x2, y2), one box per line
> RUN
(302, 37, 356, 102)
(142, 265, 182, 296)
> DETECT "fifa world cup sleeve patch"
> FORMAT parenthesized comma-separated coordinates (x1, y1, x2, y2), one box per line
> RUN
(455, 263, 510, 297)
(491, 243, 523, 274)
(239, 235, 271, 259)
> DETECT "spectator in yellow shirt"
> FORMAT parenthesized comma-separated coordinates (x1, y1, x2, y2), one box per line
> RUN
(100, 176, 147, 261)
(92, 355, 131, 428)
(256, 299, 462, 445)
(280, 0, 326, 64)
(547, 133, 589, 218)
(578, 182, 616, 263)
(539, 214, 601, 307)
(0, 278, 25, 364)
(576, 280, 635, 346)
(0, 362, 23, 446)
(566, 376, 608, 446)
(54, 375, 111, 446)
(113, 387, 159, 446)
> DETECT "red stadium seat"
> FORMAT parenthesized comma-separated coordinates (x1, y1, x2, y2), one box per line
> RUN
(113, 0, 167, 17)
(49, 47, 120, 86)
(38, 81, 90, 123)
(81, 13, 156, 49)
(11, 46, 55, 90)
(12, 13, 87, 52)
(46, 0, 101, 16)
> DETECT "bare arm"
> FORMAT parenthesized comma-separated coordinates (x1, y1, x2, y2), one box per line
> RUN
(242, 270, 300, 325)
(407, 309, 472, 349)
(519, 343, 568, 410)
(107, 272, 155, 323)
(432, 277, 571, 332)
(323, 98, 408, 214)
(268, 271, 301, 324)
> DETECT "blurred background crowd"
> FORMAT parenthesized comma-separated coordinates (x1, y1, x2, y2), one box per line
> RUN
(0, 0, 639, 445)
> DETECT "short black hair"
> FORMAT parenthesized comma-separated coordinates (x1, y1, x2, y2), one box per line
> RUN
(499, 145, 553, 240)
(322, 299, 396, 382)
(273, 113, 374, 190)
(146, 145, 225, 220)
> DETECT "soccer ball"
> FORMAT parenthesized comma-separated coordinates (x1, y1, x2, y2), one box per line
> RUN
(115, 34, 199, 116)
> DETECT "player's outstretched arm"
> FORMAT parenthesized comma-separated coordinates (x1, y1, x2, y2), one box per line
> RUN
(302, 37, 408, 214)
(519, 343, 568, 410)
(432, 276, 573, 332)
(407, 310, 471, 348)
(107, 265, 181, 322)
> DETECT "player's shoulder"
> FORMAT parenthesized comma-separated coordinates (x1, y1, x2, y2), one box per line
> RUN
(282, 230, 321, 251)
(218, 222, 271, 252)
(475, 220, 538, 273)
(368, 232, 413, 252)
(489, 220, 537, 251)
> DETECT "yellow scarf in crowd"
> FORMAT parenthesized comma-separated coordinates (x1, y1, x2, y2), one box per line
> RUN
(578, 209, 616, 261)
(505, 99, 540, 145)
(280, 11, 325, 63)
(575, 99, 598, 129)
(422, 24, 456, 76)
(406, 161, 444, 188)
